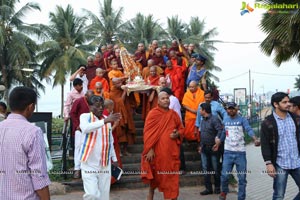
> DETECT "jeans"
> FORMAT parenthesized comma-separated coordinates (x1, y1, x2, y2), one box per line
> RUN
(221, 151, 247, 200)
(272, 164, 300, 200)
(201, 144, 221, 191)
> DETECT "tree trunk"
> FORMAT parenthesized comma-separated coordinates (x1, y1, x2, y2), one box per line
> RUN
(61, 84, 64, 118)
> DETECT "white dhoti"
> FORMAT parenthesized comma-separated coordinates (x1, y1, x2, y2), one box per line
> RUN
(81, 162, 111, 200)
(74, 130, 82, 170)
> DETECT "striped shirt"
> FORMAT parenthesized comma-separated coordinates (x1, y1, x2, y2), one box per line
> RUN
(273, 112, 300, 169)
(0, 113, 51, 200)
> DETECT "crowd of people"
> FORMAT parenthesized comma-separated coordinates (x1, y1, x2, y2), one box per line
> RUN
(0, 39, 299, 200)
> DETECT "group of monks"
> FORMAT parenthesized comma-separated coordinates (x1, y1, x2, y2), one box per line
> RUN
(65, 39, 210, 199)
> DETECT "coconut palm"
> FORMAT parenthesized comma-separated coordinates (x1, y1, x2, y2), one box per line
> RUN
(37, 5, 94, 116)
(0, 0, 44, 100)
(294, 75, 300, 91)
(118, 13, 166, 52)
(257, 0, 300, 66)
(166, 15, 188, 41)
(84, 0, 124, 47)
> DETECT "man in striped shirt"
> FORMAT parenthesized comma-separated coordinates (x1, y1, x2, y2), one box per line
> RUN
(0, 86, 51, 200)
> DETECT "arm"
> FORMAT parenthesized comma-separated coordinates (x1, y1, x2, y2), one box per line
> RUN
(183, 105, 197, 114)
(109, 124, 118, 163)
(27, 129, 51, 199)
(79, 114, 105, 134)
(63, 93, 72, 121)
(70, 67, 84, 81)
(69, 99, 81, 131)
(195, 104, 202, 129)
(36, 187, 50, 200)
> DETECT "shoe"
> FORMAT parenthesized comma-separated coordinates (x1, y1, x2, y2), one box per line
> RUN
(214, 187, 221, 194)
(200, 189, 213, 195)
(73, 170, 81, 179)
(219, 192, 227, 200)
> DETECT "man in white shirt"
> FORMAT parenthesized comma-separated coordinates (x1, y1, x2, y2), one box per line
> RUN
(79, 95, 121, 200)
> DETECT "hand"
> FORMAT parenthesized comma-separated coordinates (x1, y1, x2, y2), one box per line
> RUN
(170, 129, 179, 139)
(64, 117, 69, 122)
(266, 164, 276, 178)
(104, 113, 121, 123)
(112, 161, 119, 167)
(254, 139, 260, 146)
(145, 149, 155, 162)
(197, 146, 202, 154)
(194, 131, 198, 138)
(212, 144, 219, 152)
(215, 137, 221, 145)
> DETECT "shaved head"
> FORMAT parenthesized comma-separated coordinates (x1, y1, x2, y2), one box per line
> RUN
(158, 91, 170, 109)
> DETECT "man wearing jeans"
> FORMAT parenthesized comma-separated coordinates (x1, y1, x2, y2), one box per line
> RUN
(198, 103, 223, 195)
(219, 102, 260, 200)
(261, 92, 300, 200)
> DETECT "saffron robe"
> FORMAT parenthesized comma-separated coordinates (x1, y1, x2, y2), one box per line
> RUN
(142, 75, 160, 120)
(141, 107, 184, 199)
(170, 58, 187, 101)
(109, 86, 136, 144)
(89, 76, 110, 92)
(108, 69, 124, 89)
(164, 66, 182, 101)
(182, 88, 205, 141)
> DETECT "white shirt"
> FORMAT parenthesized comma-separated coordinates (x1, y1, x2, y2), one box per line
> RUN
(76, 74, 88, 94)
(169, 95, 182, 122)
(79, 113, 117, 169)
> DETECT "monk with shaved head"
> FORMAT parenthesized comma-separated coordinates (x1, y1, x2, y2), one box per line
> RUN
(141, 91, 184, 200)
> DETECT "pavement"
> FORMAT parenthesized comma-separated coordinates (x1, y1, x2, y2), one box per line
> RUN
(52, 144, 299, 200)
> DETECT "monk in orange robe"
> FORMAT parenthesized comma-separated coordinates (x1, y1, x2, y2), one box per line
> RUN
(169, 50, 187, 101)
(182, 81, 205, 141)
(141, 91, 184, 200)
(89, 68, 109, 92)
(164, 60, 182, 101)
(142, 59, 164, 80)
(108, 59, 127, 89)
(93, 82, 109, 99)
(109, 78, 136, 155)
(142, 66, 160, 120)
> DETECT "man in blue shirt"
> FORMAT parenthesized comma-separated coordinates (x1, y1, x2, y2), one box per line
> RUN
(219, 102, 260, 200)
(195, 90, 227, 131)
(261, 92, 300, 200)
(186, 53, 207, 91)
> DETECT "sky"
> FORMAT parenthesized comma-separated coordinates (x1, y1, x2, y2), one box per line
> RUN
(18, 0, 300, 116)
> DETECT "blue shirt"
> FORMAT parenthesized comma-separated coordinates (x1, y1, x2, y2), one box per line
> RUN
(195, 101, 227, 128)
(186, 63, 206, 85)
(273, 112, 300, 169)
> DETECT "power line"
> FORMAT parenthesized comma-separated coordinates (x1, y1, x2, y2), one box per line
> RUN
(252, 71, 297, 77)
(220, 72, 248, 82)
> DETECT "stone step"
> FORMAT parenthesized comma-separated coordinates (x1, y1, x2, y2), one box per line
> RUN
(63, 172, 204, 191)
(122, 161, 201, 172)
(120, 151, 200, 164)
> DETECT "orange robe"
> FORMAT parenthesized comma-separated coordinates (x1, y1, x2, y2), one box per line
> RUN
(89, 76, 110, 92)
(108, 69, 124, 89)
(141, 107, 184, 199)
(164, 66, 182, 101)
(142, 66, 164, 80)
(142, 75, 160, 120)
(182, 88, 205, 141)
(170, 58, 187, 101)
(109, 85, 136, 144)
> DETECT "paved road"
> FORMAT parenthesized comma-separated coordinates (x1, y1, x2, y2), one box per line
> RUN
(52, 144, 299, 200)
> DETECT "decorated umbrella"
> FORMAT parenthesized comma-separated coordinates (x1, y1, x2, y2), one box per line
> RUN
(119, 45, 141, 82)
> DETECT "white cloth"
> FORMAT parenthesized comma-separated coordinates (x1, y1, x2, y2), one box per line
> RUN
(81, 162, 111, 200)
(76, 74, 88, 94)
(74, 130, 82, 170)
(169, 95, 182, 122)
(79, 113, 117, 199)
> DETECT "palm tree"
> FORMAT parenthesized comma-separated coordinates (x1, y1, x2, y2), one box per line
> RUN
(186, 17, 221, 85)
(37, 5, 94, 116)
(257, 0, 300, 66)
(294, 75, 300, 91)
(84, 0, 124, 47)
(118, 13, 166, 52)
(166, 15, 187, 41)
(0, 0, 44, 100)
